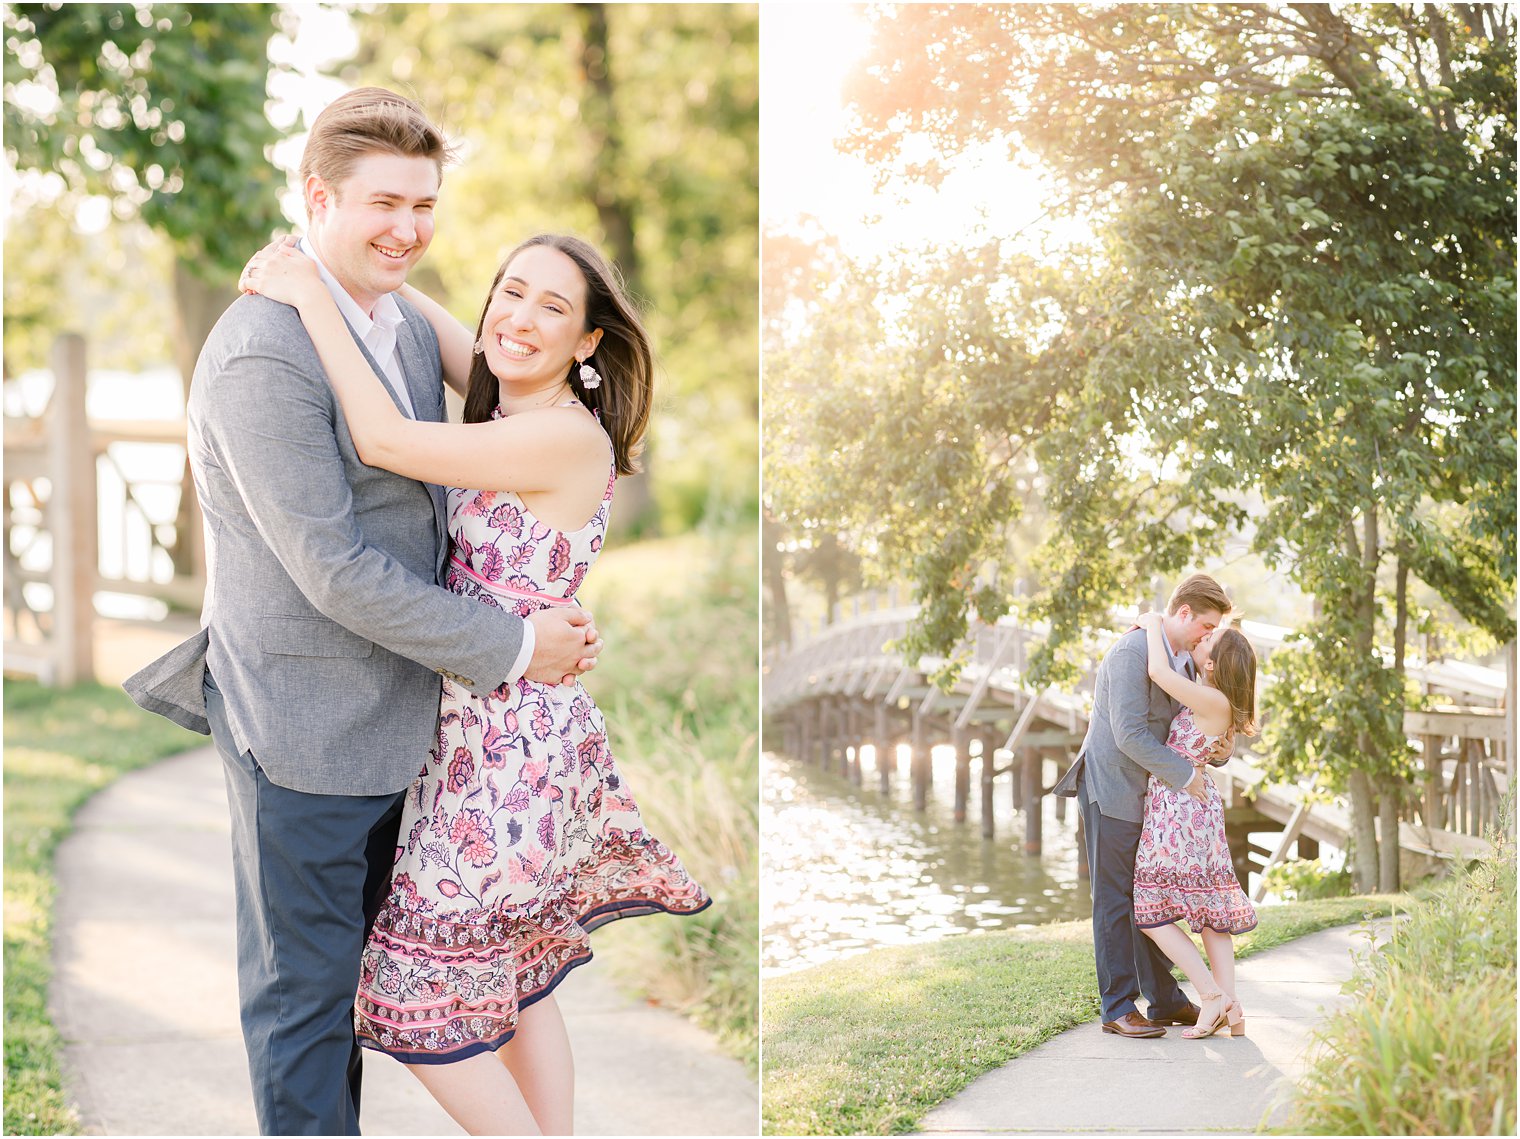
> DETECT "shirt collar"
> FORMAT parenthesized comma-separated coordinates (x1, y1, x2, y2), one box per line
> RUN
(297, 236, 403, 339)
(1161, 625, 1192, 672)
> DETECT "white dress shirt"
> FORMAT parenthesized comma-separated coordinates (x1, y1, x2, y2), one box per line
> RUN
(298, 238, 414, 417)
(1161, 627, 1195, 680)
(295, 237, 537, 682)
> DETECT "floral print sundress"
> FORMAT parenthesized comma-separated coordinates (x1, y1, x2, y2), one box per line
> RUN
(354, 407, 710, 1064)
(1132, 706, 1257, 935)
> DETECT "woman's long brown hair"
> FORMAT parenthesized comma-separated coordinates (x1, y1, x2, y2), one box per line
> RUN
(1211, 628, 1259, 736)
(462, 235, 653, 476)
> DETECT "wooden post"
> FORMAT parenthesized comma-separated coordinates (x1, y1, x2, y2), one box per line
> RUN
(818, 699, 831, 773)
(874, 703, 892, 793)
(1507, 641, 1517, 809)
(980, 739, 996, 840)
(911, 709, 928, 812)
(847, 704, 863, 787)
(1021, 747, 1043, 855)
(49, 333, 96, 686)
(953, 725, 971, 823)
(1226, 817, 1254, 888)
(1422, 734, 1444, 829)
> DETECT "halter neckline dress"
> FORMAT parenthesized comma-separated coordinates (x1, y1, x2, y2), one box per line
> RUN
(1132, 706, 1257, 935)
(354, 401, 710, 1063)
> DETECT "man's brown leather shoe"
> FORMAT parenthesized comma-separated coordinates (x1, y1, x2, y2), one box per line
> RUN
(1101, 1011, 1166, 1038)
(1149, 1001, 1201, 1026)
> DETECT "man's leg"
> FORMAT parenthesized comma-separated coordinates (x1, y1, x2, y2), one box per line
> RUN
(1078, 777, 1144, 1023)
(207, 673, 403, 1136)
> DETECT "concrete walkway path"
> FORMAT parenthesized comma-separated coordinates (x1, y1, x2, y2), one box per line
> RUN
(917, 920, 1390, 1135)
(52, 746, 758, 1136)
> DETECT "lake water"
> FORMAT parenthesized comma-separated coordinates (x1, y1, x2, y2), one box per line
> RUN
(762, 747, 1092, 976)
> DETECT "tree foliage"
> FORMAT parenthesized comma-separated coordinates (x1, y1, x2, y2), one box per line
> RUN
(6, 3, 288, 571)
(342, 3, 759, 532)
(4, 3, 285, 274)
(770, 3, 1516, 890)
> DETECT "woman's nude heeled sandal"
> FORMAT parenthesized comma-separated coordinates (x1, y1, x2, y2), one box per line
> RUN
(1181, 992, 1230, 1040)
(1226, 999, 1245, 1037)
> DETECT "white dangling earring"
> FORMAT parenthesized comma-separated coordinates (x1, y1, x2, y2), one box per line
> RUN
(577, 359, 602, 389)
(472, 337, 484, 355)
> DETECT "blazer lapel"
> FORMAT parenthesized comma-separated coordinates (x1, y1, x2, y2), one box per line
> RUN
(340, 323, 413, 420)
(395, 317, 444, 425)
(394, 312, 451, 563)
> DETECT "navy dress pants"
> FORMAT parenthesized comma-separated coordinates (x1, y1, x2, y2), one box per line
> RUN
(1077, 773, 1189, 1023)
(206, 673, 405, 1136)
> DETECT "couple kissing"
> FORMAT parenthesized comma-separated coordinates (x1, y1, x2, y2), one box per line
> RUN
(1054, 573, 1259, 1042)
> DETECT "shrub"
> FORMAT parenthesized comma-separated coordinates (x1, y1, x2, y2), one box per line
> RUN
(1260, 857, 1353, 901)
(1289, 824, 1517, 1135)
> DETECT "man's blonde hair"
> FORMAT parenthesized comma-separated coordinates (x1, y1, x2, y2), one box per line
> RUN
(298, 87, 452, 218)
(1166, 572, 1232, 619)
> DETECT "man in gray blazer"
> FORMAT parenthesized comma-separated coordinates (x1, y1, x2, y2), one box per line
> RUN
(1053, 573, 1232, 1038)
(126, 89, 598, 1134)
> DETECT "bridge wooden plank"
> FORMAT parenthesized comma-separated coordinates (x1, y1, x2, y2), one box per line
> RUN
(1252, 801, 1310, 901)
(1001, 687, 1050, 755)
(1404, 708, 1508, 742)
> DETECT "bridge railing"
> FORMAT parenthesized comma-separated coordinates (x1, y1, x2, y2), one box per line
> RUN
(766, 596, 1516, 846)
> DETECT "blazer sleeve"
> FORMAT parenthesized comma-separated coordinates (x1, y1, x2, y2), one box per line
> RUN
(200, 328, 523, 696)
(1105, 638, 1197, 790)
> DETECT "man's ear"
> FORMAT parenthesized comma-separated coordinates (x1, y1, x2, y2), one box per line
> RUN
(305, 174, 332, 220)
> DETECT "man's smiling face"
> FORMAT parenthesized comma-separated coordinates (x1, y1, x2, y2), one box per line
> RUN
(306, 151, 439, 314)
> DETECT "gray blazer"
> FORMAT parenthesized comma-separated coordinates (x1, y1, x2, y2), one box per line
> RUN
(1052, 627, 1195, 823)
(125, 293, 524, 795)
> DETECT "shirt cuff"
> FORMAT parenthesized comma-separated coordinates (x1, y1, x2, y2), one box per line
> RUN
(505, 620, 535, 684)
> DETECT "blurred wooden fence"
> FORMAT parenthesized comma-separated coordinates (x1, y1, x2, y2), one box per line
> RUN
(4, 334, 203, 685)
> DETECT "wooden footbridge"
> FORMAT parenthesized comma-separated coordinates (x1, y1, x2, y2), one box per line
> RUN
(763, 595, 1513, 891)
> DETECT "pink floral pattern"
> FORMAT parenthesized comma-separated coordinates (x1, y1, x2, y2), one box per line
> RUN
(1132, 707, 1257, 935)
(355, 423, 710, 1064)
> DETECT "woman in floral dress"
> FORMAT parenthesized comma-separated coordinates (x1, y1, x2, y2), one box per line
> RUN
(245, 233, 709, 1133)
(1131, 610, 1258, 1040)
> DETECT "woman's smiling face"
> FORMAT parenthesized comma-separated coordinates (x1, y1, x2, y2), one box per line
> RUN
(480, 244, 601, 387)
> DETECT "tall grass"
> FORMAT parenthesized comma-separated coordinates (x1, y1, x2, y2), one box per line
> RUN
(1289, 825, 1517, 1135)
(577, 521, 759, 1070)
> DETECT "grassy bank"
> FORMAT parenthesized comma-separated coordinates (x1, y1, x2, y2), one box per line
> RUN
(762, 897, 1402, 1136)
(561, 521, 759, 1070)
(3, 680, 203, 1135)
(1288, 831, 1516, 1134)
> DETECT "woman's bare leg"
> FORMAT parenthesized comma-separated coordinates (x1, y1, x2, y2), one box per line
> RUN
(406, 1051, 542, 1136)
(498, 994, 575, 1135)
(1139, 921, 1214, 994)
(1200, 928, 1238, 1006)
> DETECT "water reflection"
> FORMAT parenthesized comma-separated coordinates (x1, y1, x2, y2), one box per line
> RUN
(763, 747, 1092, 975)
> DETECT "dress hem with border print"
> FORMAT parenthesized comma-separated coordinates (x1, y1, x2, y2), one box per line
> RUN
(354, 404, 711, 1065)
(1132, 706, 1257, 936)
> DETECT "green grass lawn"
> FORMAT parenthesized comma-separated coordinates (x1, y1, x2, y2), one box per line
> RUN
(762, 897, 1404, 1136)
(3, 679, 204, 1135)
